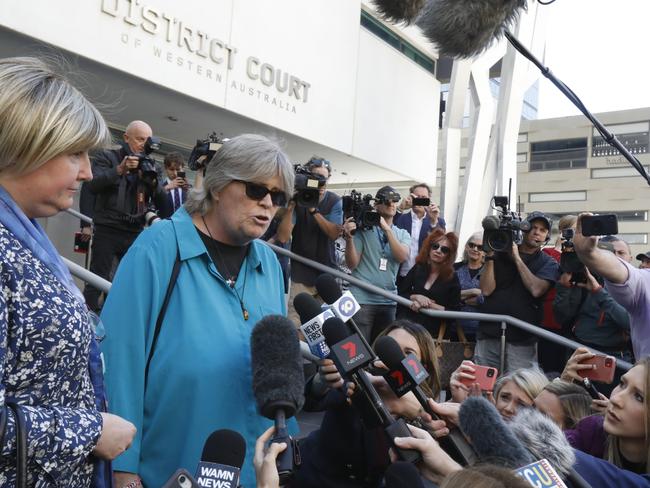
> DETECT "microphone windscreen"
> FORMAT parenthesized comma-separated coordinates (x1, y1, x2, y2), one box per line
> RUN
(509, 407, 576, 477)
(481, 215, 501, 231)
(251, 315, 305, 419)
(370, 0, 427, 25)
(201, 429, 246, 468)
(384, 461, 425, 488)
(315, 273, 342, 305)
(374, 335, 405, 370)
(459, 397, 533, 468)
(293, 292, 323, 324)
(416, 0, 527, 58)
(322, 317, 351, 346)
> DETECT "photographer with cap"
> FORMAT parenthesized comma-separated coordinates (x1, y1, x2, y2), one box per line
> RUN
(277, 156, 342, 325)
(342, 186, 411, 341)
(477, 211, 561, 372)
(81, 120, 168, 312)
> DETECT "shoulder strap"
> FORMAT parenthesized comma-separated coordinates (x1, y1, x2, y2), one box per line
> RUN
(144, 248, 181, 388)
(6, 402, 27, 488)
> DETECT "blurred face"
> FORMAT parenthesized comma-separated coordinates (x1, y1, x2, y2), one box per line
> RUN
(496, 380, 534, 420)
(466, 238, 484, 262)
(523, 220, 549, 248)
(0, 152, 92, 219)
(640, 258, 650, 269)
(123, 122, 152, 154)
(375, 199, 397, 219)
(604, 364, 646, 441)
(165, 163, 182, 181)
(387, 328, 422, 361)
(310, 165, 329, 197)
(429, 237, 451, 265)
(611, 240, 632, 263)
(207, 173, 284, 246)
(534, 390, 566, 428)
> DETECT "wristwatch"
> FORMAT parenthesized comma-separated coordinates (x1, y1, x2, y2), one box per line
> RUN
(309, 208, 320, 215)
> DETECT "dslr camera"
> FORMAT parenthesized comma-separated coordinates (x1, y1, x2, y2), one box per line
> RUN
(129, 136, 161, 188)
(342, 190, 381, 232)
(293, 164, 324, 207)
(481, 196, 530, 252)
(559, 228, 587, 284)
(188, 132, 228, 171)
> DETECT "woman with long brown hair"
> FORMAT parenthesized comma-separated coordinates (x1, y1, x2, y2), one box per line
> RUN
(397, 228, 461, 336)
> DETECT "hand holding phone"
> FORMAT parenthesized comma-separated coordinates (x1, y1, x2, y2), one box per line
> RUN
(459, 364, 498, 392)
(578, 354, 616, 384)
(581, 214, 618, 237)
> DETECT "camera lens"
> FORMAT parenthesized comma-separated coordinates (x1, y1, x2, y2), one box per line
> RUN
(487, 369, 495, 377)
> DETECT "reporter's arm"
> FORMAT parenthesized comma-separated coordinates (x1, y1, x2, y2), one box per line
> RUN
(574, 213, 628, 284)
(480, 258, 496, 296)
(276, 202, 295, 244)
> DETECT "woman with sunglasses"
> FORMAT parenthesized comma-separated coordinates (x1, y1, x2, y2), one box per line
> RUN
(397, 229, 461, 336)
(453, 232, 485, 342)
(100, 134, 295, 488)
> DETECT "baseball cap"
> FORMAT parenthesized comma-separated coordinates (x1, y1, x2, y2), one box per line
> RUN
(636, 251, 650, 261)
(375, 186, 401, 203)
(525, 211, 552, 231)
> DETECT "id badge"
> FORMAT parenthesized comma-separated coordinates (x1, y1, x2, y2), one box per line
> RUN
(379, 257, 388, 271)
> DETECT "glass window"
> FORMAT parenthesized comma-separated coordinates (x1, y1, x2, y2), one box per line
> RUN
(530, 138, 588, 171)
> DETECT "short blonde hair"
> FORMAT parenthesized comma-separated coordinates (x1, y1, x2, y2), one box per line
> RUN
(494, 368, 549, 404)
(0, 56, 110, 176)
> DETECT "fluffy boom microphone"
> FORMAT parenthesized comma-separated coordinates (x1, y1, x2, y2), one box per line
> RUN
(370, 0, 427, 24)
(415, 0, 528, 58)
(251, 315, 305, 484)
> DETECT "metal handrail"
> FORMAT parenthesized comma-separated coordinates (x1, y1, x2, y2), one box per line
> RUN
(60, 208, 633, 371)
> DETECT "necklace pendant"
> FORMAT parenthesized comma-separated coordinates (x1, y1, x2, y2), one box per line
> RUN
(243, 308, 249, 320)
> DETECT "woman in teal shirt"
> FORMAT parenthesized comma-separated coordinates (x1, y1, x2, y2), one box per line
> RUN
(101, 134, 295, 488)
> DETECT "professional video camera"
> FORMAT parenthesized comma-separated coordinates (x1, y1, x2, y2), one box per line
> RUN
(481, 196, 530, 252)
(188, 132, 228, 171)
(293, 164, 324, 207)
(342, 190, 380, 231)
(559, 228, 587, 284)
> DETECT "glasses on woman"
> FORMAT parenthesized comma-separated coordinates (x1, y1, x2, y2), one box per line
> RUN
(467, 242, 483, 250)
(430, 242, 451, 255)
(234, 180, 288, 207)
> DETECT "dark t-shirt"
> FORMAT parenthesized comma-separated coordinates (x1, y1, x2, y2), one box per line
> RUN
(478, 249, 560, 343)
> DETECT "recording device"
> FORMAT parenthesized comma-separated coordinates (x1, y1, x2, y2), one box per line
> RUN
(293, 164, 324, 208)
(383, 461, 425, 488)
(375, 335, 477, 466)
(342, 190, 380, 231)
(188, 132, 228, 171)
(581, 214, 618, 237)
(481, 195, 530, 252)
(177, 170, 186, 179)
(294, 292, 333, 359)
(581, 377, 601, 400)
(459, 364, 498, 392)
(194, 429, 246, 488)
(73, 232, 90, 254)
(129, 136, 161, 182)
(322, 318, 421, 464)
(144, 207, 161, 227)
(560, 228, 587, 284)
(578, 354, 616, 384)
(251, 315, 305, 484)
(411, 197, 430, 207)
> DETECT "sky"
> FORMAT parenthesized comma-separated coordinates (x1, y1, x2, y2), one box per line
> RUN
(536, 0, 650, 119)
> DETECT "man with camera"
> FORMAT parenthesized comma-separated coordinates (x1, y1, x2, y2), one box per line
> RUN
(81, 120, 167, 312)
(477, 211, 560, 372)
(277, 157, 342, 325)
(395, 183, 446, 284)
(574, 213, 650, 360)
(343, 186, 411, 341)
(159, 151, 190, 218)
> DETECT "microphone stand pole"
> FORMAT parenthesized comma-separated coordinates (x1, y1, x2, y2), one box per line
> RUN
(504, 30, 650, 186)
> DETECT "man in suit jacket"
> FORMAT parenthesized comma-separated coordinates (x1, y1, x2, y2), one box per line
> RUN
(394, 183, 446, 283)
(160, 151, 189, 218)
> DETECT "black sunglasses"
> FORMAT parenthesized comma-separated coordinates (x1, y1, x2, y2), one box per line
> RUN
(430, 242, 451, 255)
(467, 242, 483, 250)
(308, 157, 331, 170)
(234, 180, 287, 207)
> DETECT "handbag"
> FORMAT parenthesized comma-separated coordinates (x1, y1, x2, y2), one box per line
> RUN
(0, 401, 28, 488)
(434, 321, 475, 390)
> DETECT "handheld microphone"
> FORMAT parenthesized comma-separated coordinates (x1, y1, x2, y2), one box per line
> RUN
(294, 292, 333, 359)
(415, 0, 528, 58)
(322, 317, 421, 464)
(374, 335, 477, 466)
(251, 315, 305, 484)
(193, 429, 246, 488)
(383, 461, 425, 488)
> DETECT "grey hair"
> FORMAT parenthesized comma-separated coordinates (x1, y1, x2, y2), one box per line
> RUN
(185, 134, 294, 216)
(462, 231, 484, 263)
(0, 56, 110, 176)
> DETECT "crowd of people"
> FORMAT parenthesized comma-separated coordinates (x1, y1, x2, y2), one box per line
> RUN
(1, 55, 650, 488)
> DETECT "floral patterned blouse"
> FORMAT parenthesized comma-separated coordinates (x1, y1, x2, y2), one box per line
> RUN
(0, 224, 103, 487)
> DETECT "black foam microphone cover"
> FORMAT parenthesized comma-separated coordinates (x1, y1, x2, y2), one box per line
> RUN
(374, 335, 405, 370)
(251, 315, 305, 419)
(371, 0, 427, 25)
(322, 317, 352, 346)
(315, 273, 342, 305)
(384, 461, 425, 488)
(416, 0, 528, 58)
(481, 215, 501, 230)
(201, 429, 246, 468)
(293, 292, 323, 324)
(459, 397, 533, 468)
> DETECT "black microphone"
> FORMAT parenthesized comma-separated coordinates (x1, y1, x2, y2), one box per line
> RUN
(294, 292, 324, 325)
(374, 335, 477, 466)
(384, 461, 425, 488)
(459, 397, 534, 468)
(322, 317, 421, 464)
(481, 214, 502, 231)
(416, 0, 528, 58)
(370, 0, 427, 25)
(293, 291, 332, 359)
(194, 429, 246, 488)
(251, 315, 305, 484)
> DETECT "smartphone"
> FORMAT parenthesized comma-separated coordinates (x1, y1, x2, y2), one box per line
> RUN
(161, 469, 199, 488)
(412, 197, 430, 207)
(578, 354, 616, 384)
(460, 365, 498, 391)
(177, 170, 186, 179)
(581, 214, 618, 237)
(581, 378, 601, 400)
(74, 232, 90, 254)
